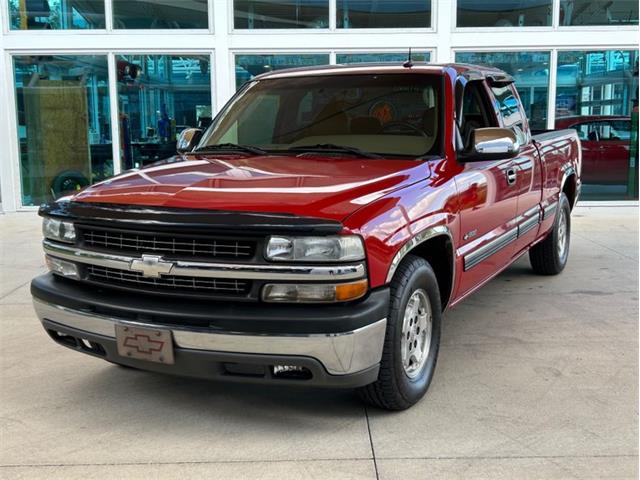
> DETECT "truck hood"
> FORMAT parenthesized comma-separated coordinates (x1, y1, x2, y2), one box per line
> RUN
(72, 154, 431, 222)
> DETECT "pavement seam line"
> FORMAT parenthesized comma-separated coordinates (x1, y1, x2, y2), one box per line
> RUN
(1, 454, 637, 469)
(364, 405, 380, 480)
(0, 458, 375, 468)
(0, 279, 33, 301)
(572, 232, 637, 261)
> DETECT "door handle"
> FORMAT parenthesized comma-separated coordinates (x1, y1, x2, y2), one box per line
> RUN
(506, 167, 517, 186)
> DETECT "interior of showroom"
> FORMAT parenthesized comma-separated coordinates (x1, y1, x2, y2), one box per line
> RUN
(0, 0, 638, 211)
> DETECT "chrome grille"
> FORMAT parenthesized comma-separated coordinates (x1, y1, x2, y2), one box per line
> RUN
(80, 227, 255, 260)
(86, 265, 251, 296)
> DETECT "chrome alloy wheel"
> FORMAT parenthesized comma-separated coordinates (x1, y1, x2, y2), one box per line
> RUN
(557, 207, 568, 261)
(401, 289, 432, 378)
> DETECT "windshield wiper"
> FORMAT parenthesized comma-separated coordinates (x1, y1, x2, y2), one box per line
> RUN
(287, 143, 382, 159)
(193, 143, 269, 156)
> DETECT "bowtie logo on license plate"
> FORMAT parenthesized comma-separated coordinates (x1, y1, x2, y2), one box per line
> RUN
(116, 325, 175, 365)
(130, 255, 174, 278)
(123, 333, 165, 354)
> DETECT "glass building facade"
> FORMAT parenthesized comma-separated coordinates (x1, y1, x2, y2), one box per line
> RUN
(555, 50, 638, 199)
(117, 55, 212, 170)
(13, 55, 112, 206)
(456, 0, 553, 27)
(112, 0, 209, 29)
(1, 0, 638, 210)
(455, 51, 550, 130)
(234, 1, 329, 29)
(235, 54, 329, 88)
(9, 0, 106, 29)
(337, 1, 432, 29)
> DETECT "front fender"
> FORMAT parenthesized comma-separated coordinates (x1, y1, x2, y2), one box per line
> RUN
(342, 164, 460, 289)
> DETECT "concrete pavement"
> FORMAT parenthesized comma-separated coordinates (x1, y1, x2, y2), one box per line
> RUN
(1, 206, 637, 479)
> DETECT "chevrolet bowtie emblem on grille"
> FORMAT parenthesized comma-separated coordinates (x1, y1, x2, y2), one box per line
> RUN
(130, 255, 174, 278)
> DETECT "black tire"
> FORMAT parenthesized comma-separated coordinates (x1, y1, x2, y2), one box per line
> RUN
(357, 255, 442, 410)
(529, 193, 571, 275)
(51, 170, 89, 198)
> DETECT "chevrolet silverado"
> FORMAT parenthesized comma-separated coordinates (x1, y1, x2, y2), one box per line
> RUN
(32, 63, 581, 410)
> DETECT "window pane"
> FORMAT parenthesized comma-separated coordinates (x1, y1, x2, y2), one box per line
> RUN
(555, 50, 639, 200)
(13, 55, 112, 207)
(235, 54, 329, 89)
(113, 0, 208, 29)
(455, 51, 550, 129)
(560, 0, 638, 26)
(117, 55, 212, 169)
(457, 0, 552, 27)
(234, 1, 329, 29)
(337, 52, 430, 63)
(202, 74, 443, 157)
(9, 0, 105, 29)
(337, 1, 431, 28)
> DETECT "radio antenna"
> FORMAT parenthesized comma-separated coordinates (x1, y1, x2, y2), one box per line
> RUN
(403, 48, 413, 68)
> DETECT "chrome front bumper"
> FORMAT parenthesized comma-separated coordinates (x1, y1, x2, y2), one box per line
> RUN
(33, 298, 387, 376)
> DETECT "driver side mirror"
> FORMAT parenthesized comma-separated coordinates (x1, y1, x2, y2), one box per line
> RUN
(176, 128, 203, 154)
(459, 127, 520, 162)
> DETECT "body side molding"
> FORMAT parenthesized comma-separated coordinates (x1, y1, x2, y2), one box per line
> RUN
(464, 227, 518, 271)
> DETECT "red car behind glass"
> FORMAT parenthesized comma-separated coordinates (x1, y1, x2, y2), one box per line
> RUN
(556, 115, 631, 185)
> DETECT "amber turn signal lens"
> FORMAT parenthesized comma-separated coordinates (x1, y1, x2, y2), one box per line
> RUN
(262, 279, 369, 303)
(335, 279, 368, 301)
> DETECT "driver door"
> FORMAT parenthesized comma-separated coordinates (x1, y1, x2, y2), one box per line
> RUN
(455, 81, 519, 298)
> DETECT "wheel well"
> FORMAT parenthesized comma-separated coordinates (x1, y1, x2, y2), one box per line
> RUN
(563, 174, 577, 210)
(406, 235, 454, 309)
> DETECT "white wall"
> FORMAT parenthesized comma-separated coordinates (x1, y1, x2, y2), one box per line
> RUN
(0, 0, 637, 211)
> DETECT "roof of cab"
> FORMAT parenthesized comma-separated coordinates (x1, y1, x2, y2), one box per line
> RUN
(253, 62, 512, 84)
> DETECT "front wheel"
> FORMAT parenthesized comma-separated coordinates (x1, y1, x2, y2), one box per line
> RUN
(529, 193, 571, 275)
(357, 255, 442, 410)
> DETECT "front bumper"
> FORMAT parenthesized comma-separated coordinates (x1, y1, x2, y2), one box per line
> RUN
(32, 274, 389, 387)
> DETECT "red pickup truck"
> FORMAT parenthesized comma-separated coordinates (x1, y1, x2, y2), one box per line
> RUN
(32, 63, 581, 410)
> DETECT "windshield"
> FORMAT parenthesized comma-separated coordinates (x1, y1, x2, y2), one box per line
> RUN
(199, 73, 443, 158)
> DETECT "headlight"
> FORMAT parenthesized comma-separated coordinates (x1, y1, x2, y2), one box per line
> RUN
(45, 255, 80, 279)
(262, 280, 368, 303)
(42, 217, 76, 243)
(265, 235, 365, 262)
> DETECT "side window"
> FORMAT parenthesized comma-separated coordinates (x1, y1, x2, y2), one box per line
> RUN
(575, 120, 630, 142)
(491, 85, 528, 145)
(573, 122, 592, 141)
(606, 120, 630, 141)
(460, 82, 494, 147)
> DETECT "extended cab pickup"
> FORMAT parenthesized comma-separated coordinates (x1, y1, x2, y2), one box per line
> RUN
(32, 63, 581, 410)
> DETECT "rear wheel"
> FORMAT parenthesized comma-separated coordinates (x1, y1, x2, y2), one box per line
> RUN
(357, 255, 442, 410)
(529, 193, 571, 275)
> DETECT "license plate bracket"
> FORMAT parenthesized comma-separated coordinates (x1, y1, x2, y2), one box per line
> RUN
(115, 324, 175, 365)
